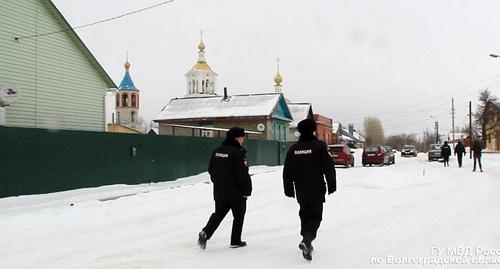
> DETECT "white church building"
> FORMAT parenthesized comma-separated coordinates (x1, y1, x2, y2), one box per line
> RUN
(154, 36, 293, 141)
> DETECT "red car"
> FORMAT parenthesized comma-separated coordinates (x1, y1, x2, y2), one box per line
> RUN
(362, 145, 389, 166)
(328, 144, 354, 167)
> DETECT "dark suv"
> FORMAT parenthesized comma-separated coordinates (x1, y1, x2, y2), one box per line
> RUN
(427, 144, 442, 161)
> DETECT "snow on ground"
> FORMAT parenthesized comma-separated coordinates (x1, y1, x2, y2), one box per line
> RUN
(1, 151, 499, 269)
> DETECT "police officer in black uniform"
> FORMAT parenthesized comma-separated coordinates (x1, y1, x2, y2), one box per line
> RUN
(441, 141, 452, 167)
(283, 119, 336, 261)
(198, 127, 252, 249)
(454, 140, 466, 167)
(472, 139, 483, 172)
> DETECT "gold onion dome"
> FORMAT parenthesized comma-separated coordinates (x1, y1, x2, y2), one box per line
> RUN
(274, 72, 283, 85)
(124, 61, 131, 70)
(198, 40, 206, 51)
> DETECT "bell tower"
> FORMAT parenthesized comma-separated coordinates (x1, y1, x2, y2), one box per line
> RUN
(116, 56, 140, 124)
(185, 31, 218, 97)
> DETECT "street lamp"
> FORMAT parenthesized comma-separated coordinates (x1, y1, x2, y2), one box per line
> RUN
(430, 116, 439, 143)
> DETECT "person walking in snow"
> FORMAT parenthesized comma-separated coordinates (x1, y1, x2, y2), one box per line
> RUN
(454, 140, 466, 168)
(198, 127, 252, 249)
(283, 119, 336, 261)
(472, 139, 483, 172)
(441, 141, 452, 167)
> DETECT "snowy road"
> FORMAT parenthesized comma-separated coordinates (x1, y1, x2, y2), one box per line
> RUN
(1, 151, 499, 268)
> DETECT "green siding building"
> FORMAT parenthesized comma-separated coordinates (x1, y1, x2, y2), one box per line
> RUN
(0, 0, 116, 131)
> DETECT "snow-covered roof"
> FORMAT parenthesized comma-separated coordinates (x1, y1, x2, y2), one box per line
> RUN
(162, 124, 262, 134)
(352, 131, 366, 142)
(449, 132, 469, 139)
(155, 93, 292, 121)
(147, 127, 159, 134)
(342, 135, 355, 141)
(333, 122, 365, 143)
(288, 103, 312, 128)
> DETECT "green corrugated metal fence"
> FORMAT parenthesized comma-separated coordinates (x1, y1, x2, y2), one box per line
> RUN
(0, 126, 292, 198)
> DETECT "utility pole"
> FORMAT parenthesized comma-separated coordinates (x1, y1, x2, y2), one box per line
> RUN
(435, 121, 439, 143)
(451, 98, 455, 145)
(469, 101, 473, 159)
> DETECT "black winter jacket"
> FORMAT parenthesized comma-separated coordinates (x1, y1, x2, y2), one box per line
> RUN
(472, 141, 483, 157)
(441, 144, 451, 157)
(454, 143, 466, 156)
(283, 134, 336, 204)
(208, 139, 252, 201)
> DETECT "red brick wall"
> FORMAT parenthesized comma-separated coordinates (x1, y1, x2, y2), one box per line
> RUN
(314, 114, 333, 145)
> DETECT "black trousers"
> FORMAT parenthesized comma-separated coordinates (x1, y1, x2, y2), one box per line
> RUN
(202, 199, 246, 244)
(443, 156, 450, 166)
(457, 154, 463, 167)
(474, 156, 482, 171)
(299, 203, 323, 244)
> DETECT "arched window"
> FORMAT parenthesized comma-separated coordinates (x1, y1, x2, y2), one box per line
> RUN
(196, 80, 199, 91)
(192, 80, 196, 92)
(202, 80, 205, 92)
(131, 111, 135, 123)
(116, 94, 120, 107)
(131, 94, 136, 107)
(117, 112, 121, 123)
(188, 81, 191, 93)
(122, 93, 129, 107)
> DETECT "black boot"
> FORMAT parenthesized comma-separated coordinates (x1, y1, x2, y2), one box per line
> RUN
(198, 231, 207, 250)
(299, 241, 313, 261)
(230, 241, 247, 248)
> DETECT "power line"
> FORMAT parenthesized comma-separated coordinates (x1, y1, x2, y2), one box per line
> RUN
(336, 73, 500, 122)
(14, 0, 176, 40)
(338, 78, 500, 123)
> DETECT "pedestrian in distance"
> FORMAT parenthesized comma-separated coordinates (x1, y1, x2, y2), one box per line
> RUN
(441, 141, 452, 167)
(198, 127, 252, 249)
(454, 140, 466, 168)
(283, 119, 337, 261)
(472, 139, 483, 172)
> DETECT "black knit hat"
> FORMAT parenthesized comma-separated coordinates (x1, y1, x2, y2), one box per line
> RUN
(226, 127, 246, 139)
(298, 119, 317, 134)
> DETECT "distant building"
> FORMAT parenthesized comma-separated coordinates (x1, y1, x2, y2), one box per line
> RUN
(154, 37, 293, 141)
(0, 0, 116, 131)
(287, 103, 313, 141)
(446, 132, 471, 147)
(333, 123, 365, 148)
(485, 102, 500, 151)
(107, 59, 145, 133)
(314, 114, 333, 145)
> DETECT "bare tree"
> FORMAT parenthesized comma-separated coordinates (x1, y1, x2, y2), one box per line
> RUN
(418, 130, 437, 152)
(385, 133, 418, 151)
(363, 117, 384, 145)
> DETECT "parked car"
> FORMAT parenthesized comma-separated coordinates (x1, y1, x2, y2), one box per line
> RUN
(328, 144, 354, 167)
(401, 145, 418, 157)
(362, 145, 389, 166)
(427, 144, 443, 162)
(383, 146, 396, 164)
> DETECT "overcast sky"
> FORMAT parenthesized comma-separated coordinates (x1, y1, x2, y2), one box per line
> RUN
(53, 0, 500, 136)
